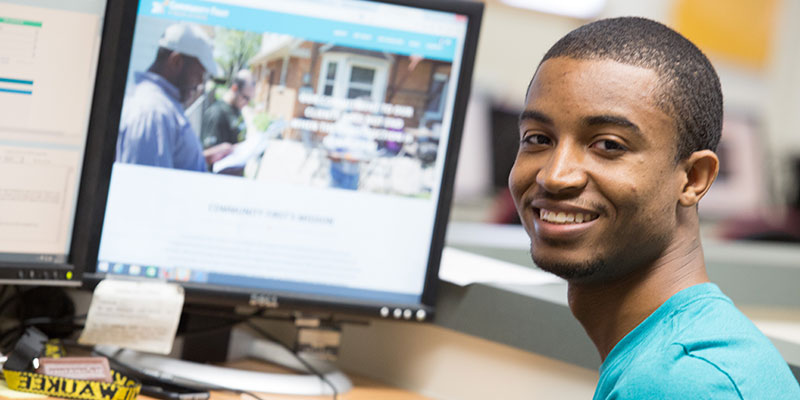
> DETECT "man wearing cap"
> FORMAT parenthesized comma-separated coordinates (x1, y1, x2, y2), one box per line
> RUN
(116, 23, 225, 171)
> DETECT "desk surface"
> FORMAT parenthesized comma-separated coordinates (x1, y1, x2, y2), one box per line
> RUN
(206, 359, 430, 400)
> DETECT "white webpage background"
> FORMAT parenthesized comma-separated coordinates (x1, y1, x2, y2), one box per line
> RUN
(99, 164, 434, 296)
(0, 2, 101, 255)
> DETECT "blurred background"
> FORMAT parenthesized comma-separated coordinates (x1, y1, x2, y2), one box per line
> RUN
(450, 0, 800, 244)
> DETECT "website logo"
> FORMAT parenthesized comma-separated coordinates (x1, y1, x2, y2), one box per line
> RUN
(151, 0, 168, 15)
(149, 0, 230, 20)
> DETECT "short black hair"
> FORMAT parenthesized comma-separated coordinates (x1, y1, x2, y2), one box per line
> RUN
(533, 17, 722, 161)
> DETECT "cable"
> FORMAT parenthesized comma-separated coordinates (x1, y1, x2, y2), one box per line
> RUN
(0, 286, 23, 316)
(245, 320, 339, 400)
(177, 311, 341, 399)
(0, 285, 10, 309)
(175, 307, 301, 342)
(22, 314, 87, 329)
(174, 308, 259, 340)
(180, 306, 294, 323)
(0, 326, 22, 353)
(176, 321, 240, 339)
(95, 345, 267, 400)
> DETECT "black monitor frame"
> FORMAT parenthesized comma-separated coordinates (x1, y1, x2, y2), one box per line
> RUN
(0, 0, 135, 286)
(81, 0, 483, 321)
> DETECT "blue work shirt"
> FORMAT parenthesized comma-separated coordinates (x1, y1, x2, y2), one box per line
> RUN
(116, 72, 207, 172)
(595, 283, 800, 399)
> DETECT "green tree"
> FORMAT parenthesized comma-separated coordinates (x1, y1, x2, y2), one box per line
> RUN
(214, 28, 262, 85)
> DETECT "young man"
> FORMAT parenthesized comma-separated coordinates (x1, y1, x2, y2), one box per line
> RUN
(509, 17, 800, 398)
(200, 69, 256, 151)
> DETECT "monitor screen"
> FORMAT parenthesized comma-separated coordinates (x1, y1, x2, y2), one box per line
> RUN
(90, 0, 481, 319)
(0, 0, 108, 284)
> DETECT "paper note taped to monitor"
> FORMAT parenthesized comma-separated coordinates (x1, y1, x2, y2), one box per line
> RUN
(78, 279, 184, 354)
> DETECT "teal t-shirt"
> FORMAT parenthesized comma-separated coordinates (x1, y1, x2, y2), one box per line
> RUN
(594, 283, 800, 399)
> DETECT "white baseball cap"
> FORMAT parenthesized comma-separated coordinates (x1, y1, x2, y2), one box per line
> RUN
(158, 23, 222, 77)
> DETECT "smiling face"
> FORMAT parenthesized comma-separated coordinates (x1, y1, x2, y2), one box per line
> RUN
(509, 57, 688, 284)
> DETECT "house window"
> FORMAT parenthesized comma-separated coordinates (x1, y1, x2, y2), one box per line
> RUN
(323, 61, 337, 95)
(317, 53, 389, 102)
(423, 71, 449, 122)
(347, 66, 376, 99)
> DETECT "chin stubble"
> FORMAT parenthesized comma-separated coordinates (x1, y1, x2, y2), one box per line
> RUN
(531, 253, 607, 281)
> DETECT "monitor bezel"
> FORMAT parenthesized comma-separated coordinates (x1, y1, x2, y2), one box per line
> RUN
(81, 0, 484, 320)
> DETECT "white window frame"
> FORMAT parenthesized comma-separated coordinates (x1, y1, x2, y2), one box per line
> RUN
(317, 53, 390, 102)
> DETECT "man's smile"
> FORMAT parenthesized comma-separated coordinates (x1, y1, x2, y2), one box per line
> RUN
(529, 200, 604, 240)
(538, 208, 599, 224)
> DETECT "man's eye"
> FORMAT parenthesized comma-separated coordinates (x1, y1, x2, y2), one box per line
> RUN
(592, 139, 627, 152)
(521, 134, 552, 146)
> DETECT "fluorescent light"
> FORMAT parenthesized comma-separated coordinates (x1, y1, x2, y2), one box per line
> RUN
(500, 0, 606, 19)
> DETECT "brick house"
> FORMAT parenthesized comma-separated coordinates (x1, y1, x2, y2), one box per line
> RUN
(248, 34, 451, 139)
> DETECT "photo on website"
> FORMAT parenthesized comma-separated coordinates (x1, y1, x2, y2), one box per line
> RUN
(116, 17, 455, 199)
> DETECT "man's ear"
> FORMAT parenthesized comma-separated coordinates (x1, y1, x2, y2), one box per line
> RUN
(165, 51, 184, 74)
(678, 150, 719, 207)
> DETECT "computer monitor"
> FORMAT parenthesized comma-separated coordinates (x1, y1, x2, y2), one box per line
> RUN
(85, 0, 482, 324)
(0, 0, 113, 285)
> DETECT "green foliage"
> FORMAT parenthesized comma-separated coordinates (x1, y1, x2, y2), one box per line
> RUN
(214, 28, 262, 85)
(252, 112, 273, 133)
(214, 85, 225, 101)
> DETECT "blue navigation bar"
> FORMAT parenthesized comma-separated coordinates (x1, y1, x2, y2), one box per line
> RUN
(139, 0, 459, 61)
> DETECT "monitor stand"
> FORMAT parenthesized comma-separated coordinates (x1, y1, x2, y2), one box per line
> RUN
(93, 328, 352, 396)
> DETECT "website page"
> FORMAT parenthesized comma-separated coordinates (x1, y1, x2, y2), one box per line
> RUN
(0, 0, 105, 264)
(98, 0, 469, 304)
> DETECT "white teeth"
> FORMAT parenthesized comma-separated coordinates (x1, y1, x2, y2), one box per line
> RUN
(539, 209, 597, 224)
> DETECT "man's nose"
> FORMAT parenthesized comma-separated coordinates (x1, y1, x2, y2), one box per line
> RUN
(536, 142, 587, 194)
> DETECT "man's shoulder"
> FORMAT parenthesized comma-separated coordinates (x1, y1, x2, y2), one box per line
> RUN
(126, 78, 181, 114)
(669, 328, 800, 399)
(596, 288, 800, 400)
(667, 293, 783, 365)
(603, 293, 800, 399)
(603, 349, 742, 399)
(603, 340, 800, 400)
(121, 83, 186, 130)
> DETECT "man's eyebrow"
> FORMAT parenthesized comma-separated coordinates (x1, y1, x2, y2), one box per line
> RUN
(518, 110, 553, 127)
(584, 115, 642, 136)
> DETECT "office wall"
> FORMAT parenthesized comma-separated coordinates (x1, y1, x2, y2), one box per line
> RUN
(764, 0, 800, 197)
(461, 0, 800, 206)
